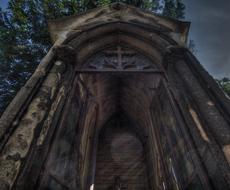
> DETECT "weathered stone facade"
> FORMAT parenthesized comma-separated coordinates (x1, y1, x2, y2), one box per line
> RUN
(0, 3, 229, 190)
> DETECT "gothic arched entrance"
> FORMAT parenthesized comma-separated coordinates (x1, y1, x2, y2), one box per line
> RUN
(74, 45, 164, 190)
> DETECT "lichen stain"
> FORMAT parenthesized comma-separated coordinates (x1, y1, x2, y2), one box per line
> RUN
(43, 73, 59, 100)
(0, 69, 60, 187)
(189, 107, 210, 142)
(2, 97, 48, 159)
(78, 81, 85, 98)
(0, 159, 20, 188)
(223, 145, 230, 165)
(207, 101, 214, 106)
(37, 86, 65, 146)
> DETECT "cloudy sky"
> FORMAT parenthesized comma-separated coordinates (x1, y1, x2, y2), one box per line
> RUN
(184, 0, 230, 78)
(0, 0, 230, 78)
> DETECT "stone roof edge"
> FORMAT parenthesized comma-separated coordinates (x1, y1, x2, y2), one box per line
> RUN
(48, 2, 190, 44)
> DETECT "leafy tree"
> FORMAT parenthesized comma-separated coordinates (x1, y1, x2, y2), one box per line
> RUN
(0, 0, 185, 115)
(217, 78, 230, 97)
(175, 0, 185, 19)
(163, 0, 185, 19)
(0, 0, 81, 114)
(162, 0, 176, 18)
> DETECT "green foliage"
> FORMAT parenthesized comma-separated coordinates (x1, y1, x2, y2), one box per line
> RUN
(176, 0, 185, 19)
(163, 0, 185, 19)
(98, 0, 112, 6)
(217, 78, 230, 97)
(0, 0, 185, 115)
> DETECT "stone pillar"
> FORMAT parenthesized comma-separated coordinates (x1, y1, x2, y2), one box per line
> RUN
(0, 44, 76, 190)
(165, 47, 230, 189)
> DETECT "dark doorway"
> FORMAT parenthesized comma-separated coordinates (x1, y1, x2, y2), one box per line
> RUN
(94, 118, 149, 190)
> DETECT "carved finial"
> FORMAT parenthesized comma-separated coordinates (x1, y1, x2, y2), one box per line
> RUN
(111, 2, 125, 10)
(53, 45, 76, 64)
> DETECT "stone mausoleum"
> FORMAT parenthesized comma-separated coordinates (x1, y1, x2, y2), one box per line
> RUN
(0, 3, 230, 190)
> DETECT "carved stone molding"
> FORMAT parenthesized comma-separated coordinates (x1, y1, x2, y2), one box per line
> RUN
(53, 45, 76, 65)
(77, 46, 159, 72)
(163, 46, 186, 69)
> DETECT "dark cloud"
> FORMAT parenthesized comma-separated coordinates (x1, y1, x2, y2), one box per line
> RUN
(184, 0, 230, 78)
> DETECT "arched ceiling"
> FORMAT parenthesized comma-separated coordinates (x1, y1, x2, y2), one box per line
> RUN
(55, 21, 178, 71)
(79, 52, 164, 140)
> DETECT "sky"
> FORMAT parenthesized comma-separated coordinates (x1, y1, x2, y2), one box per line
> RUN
(0, 0, 7, 9)
(184, 0, 230, 78)
(0, 0, 229, 78)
